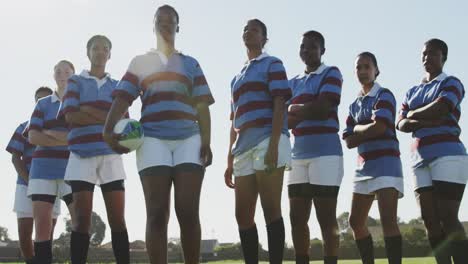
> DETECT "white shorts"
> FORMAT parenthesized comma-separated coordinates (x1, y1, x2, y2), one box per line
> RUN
(27, 179, 72, 199)
(288, 156, 344, 186)
(353, 176, 404, 198)
(412, 155, 468, 190)
(14, 184, 60, 218)
(136, 134, 202, 172)
(65, 153, 126, 185)
(233, 134, 291, 177)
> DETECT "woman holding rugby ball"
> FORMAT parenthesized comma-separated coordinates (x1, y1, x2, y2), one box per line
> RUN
(103, 5, 214, 264)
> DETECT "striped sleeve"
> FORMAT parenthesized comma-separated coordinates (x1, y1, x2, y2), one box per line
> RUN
(437, 77, 464, 111)
(372, 90, 396, 128)
(58, 75, 81, 118)
(191, 61, 215, 106)
(342, 106, 355, 139)
(318, 67, 342, 106)
(267, 60, 291, 100)
(6, 124, 26, 155)
(28, 101, 44, 132)
(112, 57, 142, 106)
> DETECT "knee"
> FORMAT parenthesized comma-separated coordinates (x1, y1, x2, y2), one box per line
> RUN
(235, 209, 255, 229)
(73, 213, 91, 233)
(262, 205, 281, 224)
(175, 206, 199, 228)
(147, 207, 170, 229)
(290, 209, 307, 227)
(318, 216, 338, 235)
(348, 215, 364, 232)
(108, 218, 127, 232)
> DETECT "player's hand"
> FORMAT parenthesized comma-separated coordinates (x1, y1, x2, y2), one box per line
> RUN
(224, 167, 235, 189)
(102, 131, 130, 154)
(264, 142, 278, 174)
(200, 144, 213, 167)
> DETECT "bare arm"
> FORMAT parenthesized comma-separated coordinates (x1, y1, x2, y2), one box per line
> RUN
(11, 153, 29, 183)
(294, 99, 332, 120)
(344, 120, 387, 149)
(103, 97, 131, 153)
(80, 105, 108, 123)
(269, 97, 285, 150)
(195, 102, 212, 166)
(28, 130, 67, 147)
(407, 100, 450, 120)
(65, 111, 103, 126)
(397, 118, 443, 133)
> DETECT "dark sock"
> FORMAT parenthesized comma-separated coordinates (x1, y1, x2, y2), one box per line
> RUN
(25, 258, 34, 264)
(356, 235, 374, 264)
(451, 239, 468, 264)
(71, 231, 90, 264)
(384, 235, 402, 264)
(295, 254, 309, 264)
(324, 255, 338, 264)
(111, 230, 130, 264)
(429, 234, 452, 264)
(33, 240, 52, 264)
(239, 225, 259, 264)
(267, 217, 285, 264)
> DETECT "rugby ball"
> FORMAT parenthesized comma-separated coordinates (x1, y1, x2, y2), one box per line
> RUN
(113, 118, 144, 151)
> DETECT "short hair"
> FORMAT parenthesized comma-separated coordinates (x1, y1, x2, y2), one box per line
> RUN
(54, 60, 75, 73)
(155, 5, 179, 24)
(35, 86, 53, 97)
(87, 35, 112, 52)
(357, 51, 380, 78)
(303, 30, 325, 50)
(248, 19, 268, 48)
(425, 38, 448, 61)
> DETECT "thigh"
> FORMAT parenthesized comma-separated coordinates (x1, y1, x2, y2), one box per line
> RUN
(173, 165, 204, 211)
(234, 174, 258, 227)
(289, 197, 312, 223)
(375, 188, 399, 221)
(350, 193, 374, 224)
(256, 168, 284, 213)
(140, 172, 173, 214)
(313, 196, 338, 224)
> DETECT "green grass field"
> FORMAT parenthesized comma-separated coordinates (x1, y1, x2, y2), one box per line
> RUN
(208, 259, 436, 264)
(0, 257, 439, 264)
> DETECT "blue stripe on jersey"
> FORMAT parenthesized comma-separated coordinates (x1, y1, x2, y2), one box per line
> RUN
(398, 74, 466, 168)
(5, 121, 34, 185)
(289, 65, 343, 159)
(112, 53, 214, 140)
(230, 54, 292, 156)
(28, 94, 69, 180)
(59, 74, 118, 157)
(343, 85, 403, 180)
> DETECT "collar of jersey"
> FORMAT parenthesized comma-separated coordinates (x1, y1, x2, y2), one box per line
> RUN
(298, 63, 327, 78)
(148, 49, 181, 65)
(80, 70, 111, 81)
(51, 92, 60, 102)
(245, 52, 269, 64)
(422, 72, 447, 84)
(359, 82, 381, 97)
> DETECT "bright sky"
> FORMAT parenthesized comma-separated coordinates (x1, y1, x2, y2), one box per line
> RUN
(1, 0, 467, 247)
